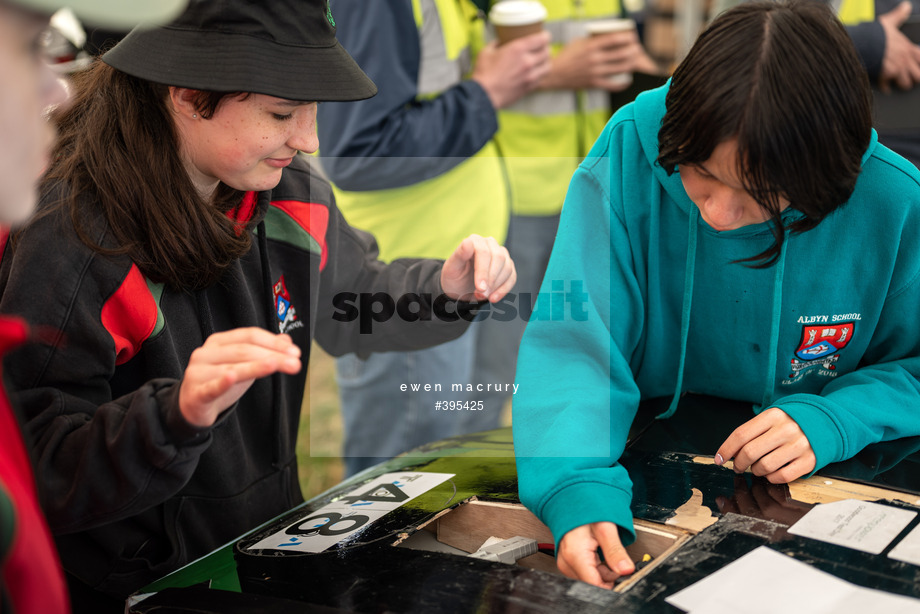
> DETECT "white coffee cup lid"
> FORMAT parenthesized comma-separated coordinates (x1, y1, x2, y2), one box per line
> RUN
(489, 0, 548, 26)
(585, 18, 636, 34)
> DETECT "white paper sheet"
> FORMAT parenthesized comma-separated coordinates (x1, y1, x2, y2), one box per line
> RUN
(788, 499, 916, 554)
(665, 546, 920, 614)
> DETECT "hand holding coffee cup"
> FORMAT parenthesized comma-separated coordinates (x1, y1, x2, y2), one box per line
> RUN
(585, 18, 638, 88)
(474, 0, 551, 108)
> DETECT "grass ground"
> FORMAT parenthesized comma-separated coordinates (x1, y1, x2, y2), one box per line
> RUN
(295, 343, 513, 501)
(296, 343, 346, 500)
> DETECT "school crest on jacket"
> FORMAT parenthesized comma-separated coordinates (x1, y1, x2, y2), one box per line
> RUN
(273, 275, 303, 334)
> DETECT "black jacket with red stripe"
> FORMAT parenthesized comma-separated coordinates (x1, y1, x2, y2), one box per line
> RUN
(0, 157, 465, 598)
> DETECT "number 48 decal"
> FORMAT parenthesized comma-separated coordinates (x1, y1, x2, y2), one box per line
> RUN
(247, 472, 455, 553)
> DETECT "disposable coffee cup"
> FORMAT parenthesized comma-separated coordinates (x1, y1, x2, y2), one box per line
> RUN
(585, 18, 637, 87)
(489, 0, 547, 45)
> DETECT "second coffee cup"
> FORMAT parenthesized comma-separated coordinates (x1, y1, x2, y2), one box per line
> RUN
(585, 18, 637, 87)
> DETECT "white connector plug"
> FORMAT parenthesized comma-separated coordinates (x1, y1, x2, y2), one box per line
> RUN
(468, 536, 538, 564)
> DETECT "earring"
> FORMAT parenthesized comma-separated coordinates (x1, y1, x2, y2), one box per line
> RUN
(192, 113, 198, 119)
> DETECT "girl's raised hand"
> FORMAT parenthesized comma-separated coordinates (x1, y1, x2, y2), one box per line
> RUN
(178, 327, 302, 427)
(440, 234, 516, 303)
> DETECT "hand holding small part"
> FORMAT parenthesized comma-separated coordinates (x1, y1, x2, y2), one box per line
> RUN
(714, 407, 816, 484)
(557, 522, 634, 589)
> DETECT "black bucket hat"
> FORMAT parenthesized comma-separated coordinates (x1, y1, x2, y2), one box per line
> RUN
(101, 0, 377, 102)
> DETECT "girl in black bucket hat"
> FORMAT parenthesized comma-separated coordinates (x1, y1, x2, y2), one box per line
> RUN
(0, 0, 516, 609)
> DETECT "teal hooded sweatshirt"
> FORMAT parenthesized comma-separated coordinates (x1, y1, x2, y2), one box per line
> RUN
(512, 83, 920, 547)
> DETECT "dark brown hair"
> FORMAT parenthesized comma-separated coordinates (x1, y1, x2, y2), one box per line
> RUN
(39, 61, 252, 290)
(657, 0, 872, 266)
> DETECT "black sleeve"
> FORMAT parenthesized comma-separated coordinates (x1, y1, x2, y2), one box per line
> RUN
(0, 212, 212, 534)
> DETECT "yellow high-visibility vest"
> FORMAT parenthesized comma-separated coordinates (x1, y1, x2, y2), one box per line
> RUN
(837, 0, 875, 25)
(495, 0, 624, 216)
(332, 0, 509, 261)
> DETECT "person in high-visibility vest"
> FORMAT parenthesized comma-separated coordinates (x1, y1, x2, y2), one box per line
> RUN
(317, 0, 552, 477)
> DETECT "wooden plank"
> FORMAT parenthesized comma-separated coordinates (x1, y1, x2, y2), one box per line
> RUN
(435, 498, 554, 553)
(788, 476, 920, 507)
(692, 454, 920, 506)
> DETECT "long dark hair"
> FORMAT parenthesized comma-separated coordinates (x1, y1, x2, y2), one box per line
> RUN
(657, 0, 872, 266)
(38, 61, 252, 290)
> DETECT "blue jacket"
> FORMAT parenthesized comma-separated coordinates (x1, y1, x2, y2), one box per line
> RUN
(317, 0, 498, 191)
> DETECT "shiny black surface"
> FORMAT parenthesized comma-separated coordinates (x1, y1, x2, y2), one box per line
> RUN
(130, 395, 920, 612)
(238, 543, 623, 613)
(629, 395, 920, 496)
(617, 511, 920, 613)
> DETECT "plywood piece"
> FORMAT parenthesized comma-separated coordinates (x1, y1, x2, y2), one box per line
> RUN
(435, 499, 554, 554)
(666, 487, 718, 532)
(788, 476, 920, 507)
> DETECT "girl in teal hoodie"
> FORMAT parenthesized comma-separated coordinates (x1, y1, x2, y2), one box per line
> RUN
(513, 0, 920, 589)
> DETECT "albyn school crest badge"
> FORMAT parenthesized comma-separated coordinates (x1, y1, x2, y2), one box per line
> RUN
(273, 276, 303, 334)
(788, 321, 854, 380)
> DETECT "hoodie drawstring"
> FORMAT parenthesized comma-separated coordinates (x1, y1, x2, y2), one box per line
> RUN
(659, 208, 789, 419)
(660, 206, 699, 419)
(759, 237, 787, 411)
